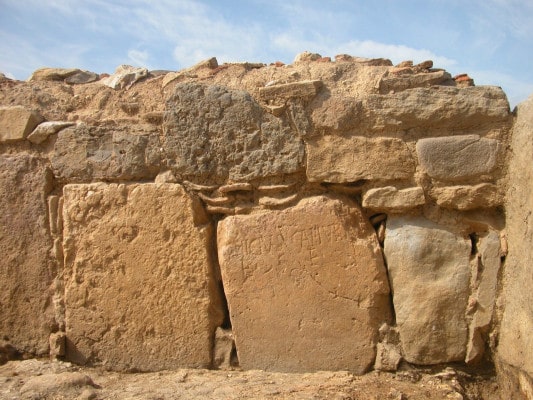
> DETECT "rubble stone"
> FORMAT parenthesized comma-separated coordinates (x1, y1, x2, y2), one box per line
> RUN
(429, 183, 502, 210)
(0, 106, 43, 142)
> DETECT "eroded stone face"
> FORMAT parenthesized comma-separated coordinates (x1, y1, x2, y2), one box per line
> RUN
(163, 82, 304, 185)
(0, 154, 55, 355)
(0, 106, 43, 142)
(217, 195, 391, 373)
(62, 183, 223, 371)
(306, 136, 415, 183)
(51, 125, 161, 182)
(384, 216, 471, 365)
(416, 135, 501, 181)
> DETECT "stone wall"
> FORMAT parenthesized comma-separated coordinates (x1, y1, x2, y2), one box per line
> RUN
(0, 53, 528, 387)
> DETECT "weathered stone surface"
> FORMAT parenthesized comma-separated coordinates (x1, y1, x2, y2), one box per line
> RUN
(62, 183, 223, 371)
(20, 372, 96, 396)
(0, 154, 55, 356)
(164, 82, 304, 185)
(259, 80, 322, 102)
(362, 186, 425, 212)
(162, 57, 218, 88)
(64, 70, 99, 85)
(51, 124, 160, 182)
(364, 86, 509, 132)
(306, 136, 415, 183)
(374, 343, 402, 372)
(498, 94, 533, 379)
(0, 106, 43, 142)
(416, 135, 501, 181)
(27, 121, 75, 144)
(28, 67, 81, 82)
(100, 65, 148, 89)
(379, 70, 453, 94)
(384, 216, 471, 364)
(430, 183, 502, 210)
(217, 195, 391, 373)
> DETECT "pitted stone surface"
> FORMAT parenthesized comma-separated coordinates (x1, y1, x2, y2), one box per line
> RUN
(0, 154, 55, 355)
(384, 216, 471, 365)
(416, 135, 501, 181)
(51, 125, 161, 182)
(164, 82, 304, 185)
(62, 183, 223, 371)
(217, 195, 391, 373)
(306, 136, 415, 183)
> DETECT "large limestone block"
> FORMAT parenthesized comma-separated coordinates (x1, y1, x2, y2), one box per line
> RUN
(498, 94, 533, 377)
(62, 183, 223, 371)
(0, 154, 55, 355)
(378, 70, 453, 94)
(28, 67, 82, 82)
(306, 136, 415, 183)
(51, 125, 161, 182)
(416, 135, 501, 181)
(163, 82, 304, 185)
(217, 195, 391, 373)
(365, 86, 510, 132)
(384, 216, 471, 364)
(0, 106, 43, 142)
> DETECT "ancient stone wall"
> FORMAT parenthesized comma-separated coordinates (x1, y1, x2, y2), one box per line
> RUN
(0, 53, 528, 389)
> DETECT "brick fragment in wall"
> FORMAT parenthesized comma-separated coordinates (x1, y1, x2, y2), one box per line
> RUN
(62, 183, 224, 371)
(217, 195, 391, 374)
(384, 216, 471, 365)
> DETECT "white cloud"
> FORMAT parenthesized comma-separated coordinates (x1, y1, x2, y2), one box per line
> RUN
(127, 49, 150, 69)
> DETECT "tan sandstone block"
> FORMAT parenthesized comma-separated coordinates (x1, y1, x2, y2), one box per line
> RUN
(0, 154, 55, 355)
(217, 195, 391, 373)
(0, 106, 43, 143)
(62, 183, 223, 371)
(429, 183, 503, 210)
(362, 186, 425, 212)
(306, 136, 415, 183)
(384, 216, 471, 365)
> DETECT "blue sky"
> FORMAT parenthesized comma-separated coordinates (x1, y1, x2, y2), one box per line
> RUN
(1, 0, 532, 107)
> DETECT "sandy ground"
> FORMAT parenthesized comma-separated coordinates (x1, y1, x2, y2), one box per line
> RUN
(0, 359, 502, 400)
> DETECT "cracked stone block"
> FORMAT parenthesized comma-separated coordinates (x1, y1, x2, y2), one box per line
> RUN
(217, 195, 391, 373)
(62, 183, 223, 371)
(384, 216, 471, 364)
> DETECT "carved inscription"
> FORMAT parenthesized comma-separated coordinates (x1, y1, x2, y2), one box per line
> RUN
(217, 195, 391, 374)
